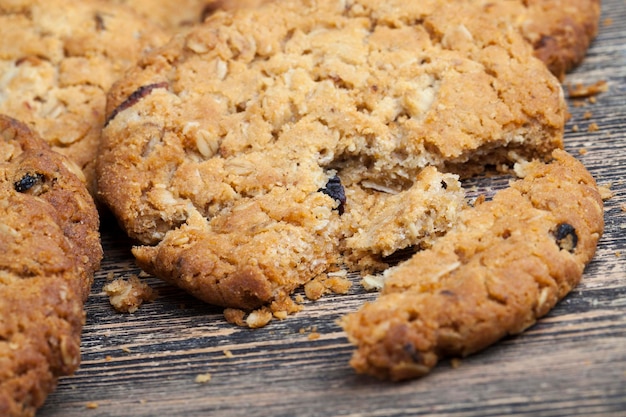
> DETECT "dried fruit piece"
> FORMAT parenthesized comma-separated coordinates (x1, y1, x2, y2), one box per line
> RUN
(319, 175, 346, 215)
(553, 223, 578, 253)
(13, 172, 44, 193)
(105, 82, 169, 126)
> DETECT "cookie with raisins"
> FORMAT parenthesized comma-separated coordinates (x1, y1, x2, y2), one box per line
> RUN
(97, 0, 567, 325)
(0, 0, 169, 193)
(341, 149, 603, 380)
(0, 115, 102, 416)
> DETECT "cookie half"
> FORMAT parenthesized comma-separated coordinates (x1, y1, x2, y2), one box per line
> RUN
(0, 115, 102, 416)
(0, 0, 169, 193)
(97, 0, 566, 319)
(341, 149, 604, 380)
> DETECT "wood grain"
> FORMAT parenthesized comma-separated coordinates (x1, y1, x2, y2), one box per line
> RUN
(37, 1, 626, 415)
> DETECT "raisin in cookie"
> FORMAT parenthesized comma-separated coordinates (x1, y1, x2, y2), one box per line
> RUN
(0, 115, 102, 417)
(97, 0, 566, 322)
(479, 0, 601, 80)
(341, 149, 604, 380)
(0, 0, 169, 193)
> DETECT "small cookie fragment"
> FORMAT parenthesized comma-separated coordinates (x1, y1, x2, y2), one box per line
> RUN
(341, 150, 603, 380)
(194, 373, 212, 384)
(304, 271, 351, 301)
(598, 184, 613, 200)
(103, 275, 158, 313)
(567, 80, 609, 98)
(0, 115, 102, 416)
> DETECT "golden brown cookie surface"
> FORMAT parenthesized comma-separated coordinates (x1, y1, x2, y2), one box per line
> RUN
(109, 0, 270, 32)
(480, 0, 602, 80)
(0, 0, 169, 193)
(341, 149, 604, 381)
(0, 115, 102, 417)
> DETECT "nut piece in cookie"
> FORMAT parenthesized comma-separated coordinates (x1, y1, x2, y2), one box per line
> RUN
(0, 0, 169, 192)
(97, 0, 567, 325)
(340, 150, 603, 380)
(0, 115, 102, 416)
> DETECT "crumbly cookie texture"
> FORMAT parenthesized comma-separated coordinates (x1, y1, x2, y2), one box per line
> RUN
(341, 149, 604, 381)
(478, 0, 601, 80)
(98, 0, 566, 321)
(0, 0, 169, 193)
(0, 115, 102, 417)
(110, 0, 270, 32)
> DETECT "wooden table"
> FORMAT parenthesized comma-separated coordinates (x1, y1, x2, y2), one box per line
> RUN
(38, 2, 626, 415)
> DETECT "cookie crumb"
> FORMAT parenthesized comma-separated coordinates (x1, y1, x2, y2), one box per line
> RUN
(588, 123, 599, 132)
(246, 308, 273, 328)
(361, 274, 386, 291)
(270, 295, 303, 318)
(308, 332, 321, 340)
(103, 275, 158, 313)
(473, 194, 487, 206)
(615, 251, 621, 258)
(223, 308, 246, 326)
(195, 373, 212, 384)
(598, 184, 613, 200)
(567, 80, 608, 98)
(272, 310, 288, 320)
(121, 345, 131, 354)
(299, 325, 319, 338)
(304, 271, 352, 300)
(450, 358, 462, 369)
(85, 402, 99, 409)
(578, 148, 588, 155)
(620, 203, 626, 213)
(603, 17, 613, 26)
(223, 350, 234, 358)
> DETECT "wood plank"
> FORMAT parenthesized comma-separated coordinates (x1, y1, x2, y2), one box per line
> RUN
(37, 1, 626, 415)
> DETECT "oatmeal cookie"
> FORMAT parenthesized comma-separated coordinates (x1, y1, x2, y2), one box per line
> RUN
(0, 0, 169, 193)
(341, 149, 604, 380)
(97, 0, 565, 320)
(479, 0, 602, 80)
(0, 115, 102, 416)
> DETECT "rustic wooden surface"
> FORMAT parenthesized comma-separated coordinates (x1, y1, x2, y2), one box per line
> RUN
(38, 2, 626, 416)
